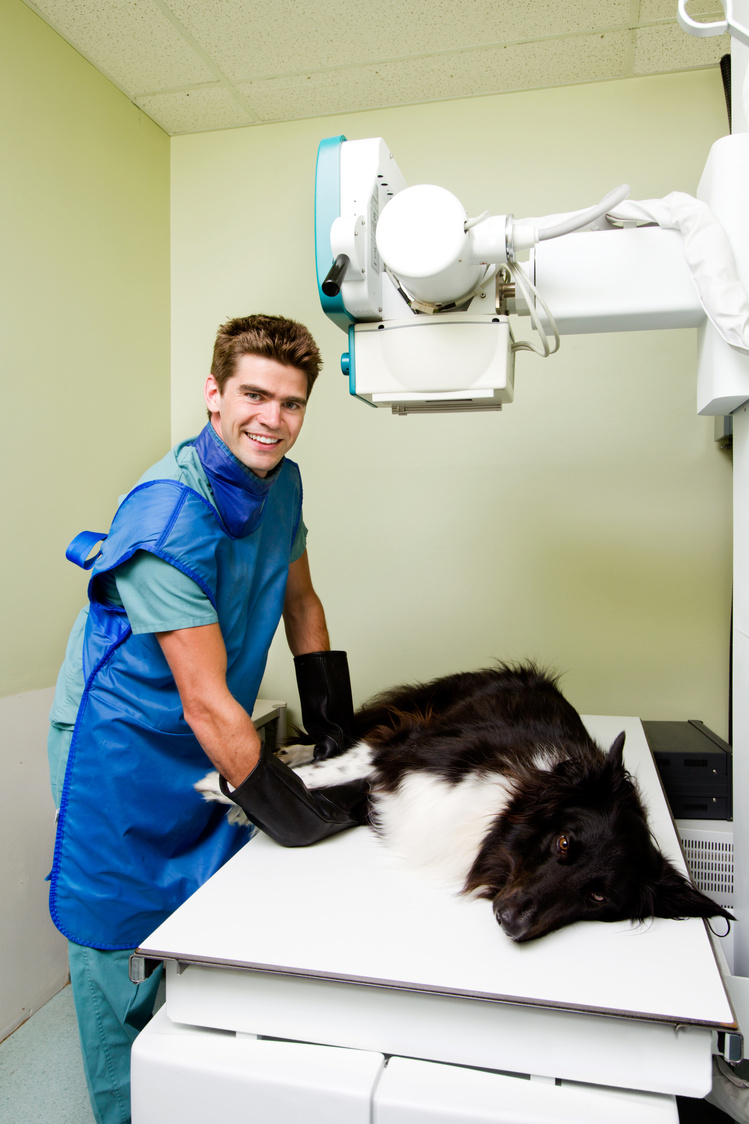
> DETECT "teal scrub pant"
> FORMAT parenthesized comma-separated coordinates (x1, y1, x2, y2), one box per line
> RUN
(68, 942, 163, 1124)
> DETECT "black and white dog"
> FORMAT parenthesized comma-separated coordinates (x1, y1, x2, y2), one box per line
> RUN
(199, 662, 731, 942)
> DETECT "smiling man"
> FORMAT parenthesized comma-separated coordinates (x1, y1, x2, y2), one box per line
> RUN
(46, 315, 365, 1124)
(205, 352, 308, 477)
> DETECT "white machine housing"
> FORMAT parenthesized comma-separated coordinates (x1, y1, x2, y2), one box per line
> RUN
(350, 314, 514, 414)
(316, 134, 749, 417)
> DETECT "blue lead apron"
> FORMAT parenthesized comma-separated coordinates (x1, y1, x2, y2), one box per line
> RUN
(49, 457, 302, 950)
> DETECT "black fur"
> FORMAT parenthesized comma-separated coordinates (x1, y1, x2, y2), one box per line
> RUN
(352, 662, 732, 942)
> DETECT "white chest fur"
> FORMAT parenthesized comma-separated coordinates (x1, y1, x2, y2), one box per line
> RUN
(297, 741, 513, 886)
(370, 771, 513, 886)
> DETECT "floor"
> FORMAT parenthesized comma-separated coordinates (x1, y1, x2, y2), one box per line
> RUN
(0, 985, 738, 1124)
(0, 986, 95, 1124)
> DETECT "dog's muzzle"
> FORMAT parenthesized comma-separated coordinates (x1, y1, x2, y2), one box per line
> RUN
(494, 903, 529, 941)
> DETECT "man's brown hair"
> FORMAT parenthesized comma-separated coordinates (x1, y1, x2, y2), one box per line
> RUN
(211, 314, 322, 398)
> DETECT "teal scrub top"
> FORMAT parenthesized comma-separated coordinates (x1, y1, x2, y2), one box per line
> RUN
(48, 438, 307, 807)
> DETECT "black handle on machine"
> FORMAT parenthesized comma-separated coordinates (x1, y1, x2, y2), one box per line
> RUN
(321, 254, 350, 297)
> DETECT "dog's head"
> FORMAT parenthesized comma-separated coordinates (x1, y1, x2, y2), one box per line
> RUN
(465, 732, 733, 942)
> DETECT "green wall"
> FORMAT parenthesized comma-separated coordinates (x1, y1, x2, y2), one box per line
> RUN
(171, 71, 733, 737)
(0, 0, 171, 695)
(0, 0, 733, 738)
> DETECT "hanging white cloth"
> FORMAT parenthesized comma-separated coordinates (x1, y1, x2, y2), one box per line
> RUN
(611, 193, 749, 354)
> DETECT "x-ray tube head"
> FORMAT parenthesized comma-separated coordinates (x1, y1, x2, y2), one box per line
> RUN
(376, 184, 485, 306)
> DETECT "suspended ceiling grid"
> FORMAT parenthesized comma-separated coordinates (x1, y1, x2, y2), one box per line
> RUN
(20, 0, 729, 135)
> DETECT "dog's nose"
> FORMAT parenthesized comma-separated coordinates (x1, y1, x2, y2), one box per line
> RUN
(495, 905, 522, 938)
(495, 901, 536, 941)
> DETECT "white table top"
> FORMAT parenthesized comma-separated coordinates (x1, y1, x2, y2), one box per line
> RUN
(138, 716, 735, 1030)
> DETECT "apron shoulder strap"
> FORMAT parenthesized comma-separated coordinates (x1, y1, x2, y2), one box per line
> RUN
(65, 531, 108, 570)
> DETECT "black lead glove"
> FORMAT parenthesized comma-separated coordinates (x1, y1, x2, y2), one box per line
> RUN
(220, 743, 369, 847)
(294, 650, 356, 761)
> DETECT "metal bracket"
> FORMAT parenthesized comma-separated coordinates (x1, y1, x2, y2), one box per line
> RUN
(129, 954, 190, 983)
(129, 954, 162, 984)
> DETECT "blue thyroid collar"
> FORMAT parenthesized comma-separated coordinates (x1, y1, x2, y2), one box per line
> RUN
(192, 423, 281, 538)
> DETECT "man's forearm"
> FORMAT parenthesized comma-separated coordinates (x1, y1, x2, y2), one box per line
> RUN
(283, 589, 330, 656)
(156, 625, 262, 788)
(183, 692, 263, 788)
(284, 593, 328, 656)
(283, 551, 331, 656)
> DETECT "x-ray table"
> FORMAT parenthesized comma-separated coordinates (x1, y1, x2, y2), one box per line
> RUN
(130, 717, 737, 1123)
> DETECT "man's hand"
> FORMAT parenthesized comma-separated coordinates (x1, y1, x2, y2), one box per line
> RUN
(156, 623, 261, 788)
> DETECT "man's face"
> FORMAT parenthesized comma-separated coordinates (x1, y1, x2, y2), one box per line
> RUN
(204, 354, 308, 477)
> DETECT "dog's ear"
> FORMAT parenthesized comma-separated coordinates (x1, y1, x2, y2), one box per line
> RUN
(648, 856, 733, 923)
(606, 731, 626, 768)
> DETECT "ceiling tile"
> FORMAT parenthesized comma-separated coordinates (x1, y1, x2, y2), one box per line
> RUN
(164, 0, 631, 82)
(17, 0, 730, 133)
(24, 0, 215, 93)
(633, 20, 729, 72)
(135, 85, 257, 134)
(238, 31, 630, 123)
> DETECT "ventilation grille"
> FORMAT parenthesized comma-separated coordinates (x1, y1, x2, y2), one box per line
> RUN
(678, 828, 734, 910)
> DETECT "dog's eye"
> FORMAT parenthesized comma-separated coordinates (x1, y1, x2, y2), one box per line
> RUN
(556, 834, 570, 854)
(589, 892, 606, 904)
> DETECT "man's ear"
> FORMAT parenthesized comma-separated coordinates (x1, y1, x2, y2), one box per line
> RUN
(204, 374, 221, 417)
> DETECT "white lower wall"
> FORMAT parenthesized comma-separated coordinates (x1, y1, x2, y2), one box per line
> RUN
(0, 687, 68, 1042)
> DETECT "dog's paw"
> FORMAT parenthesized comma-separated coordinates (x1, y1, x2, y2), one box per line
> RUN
(294, 742, 375, 789)
(226, 804, 251, 828)
(275, 743, 315, 767)
(194, 770, 230, 804)
(194, 770, 251, 828)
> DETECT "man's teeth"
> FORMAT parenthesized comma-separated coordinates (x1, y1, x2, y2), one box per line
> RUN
(249, 434, 279, 445)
